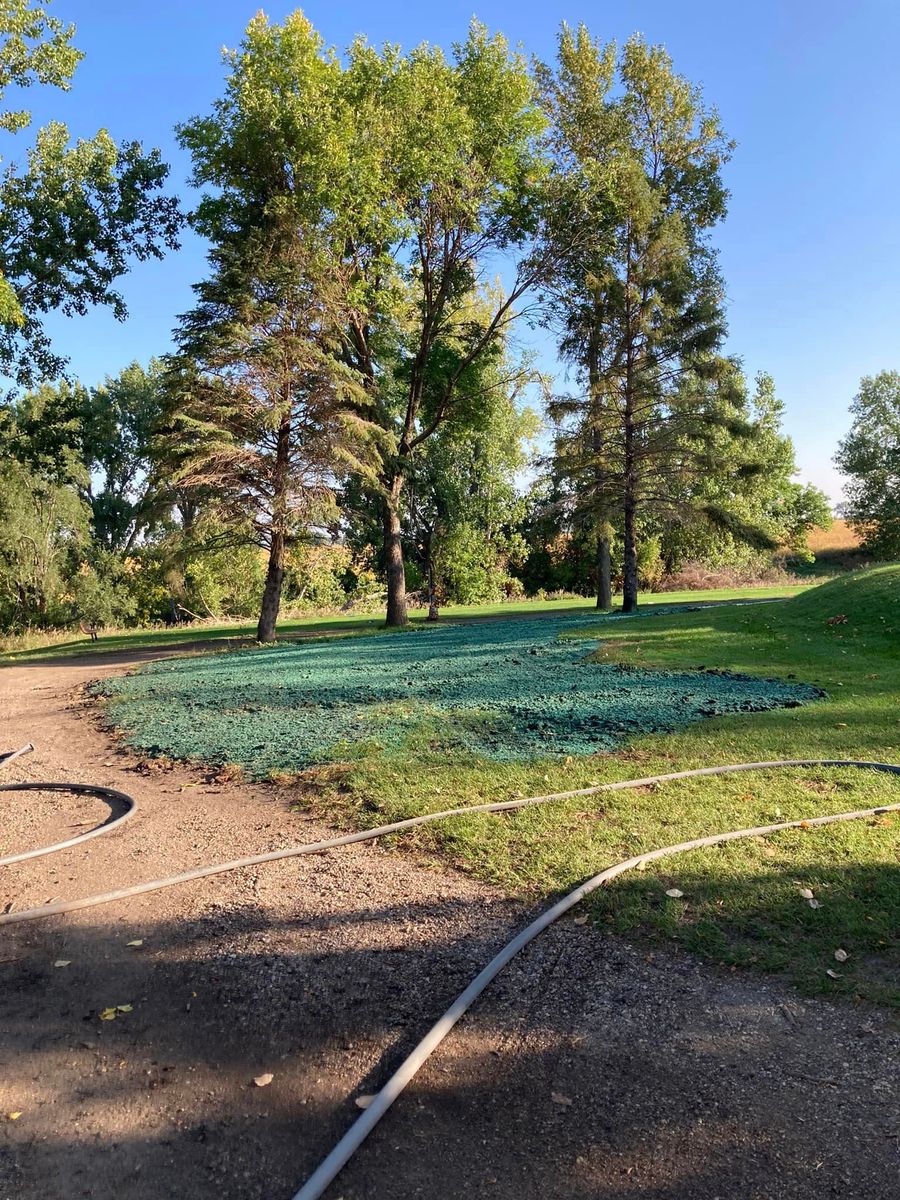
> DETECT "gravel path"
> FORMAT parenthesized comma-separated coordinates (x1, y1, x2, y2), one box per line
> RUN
(0, 651, 897, 1200)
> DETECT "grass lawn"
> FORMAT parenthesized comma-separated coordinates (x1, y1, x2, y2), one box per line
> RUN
(318, 566, 900, 1006)
(1, 582, 808, 664)
(90, 566, 899, 1006)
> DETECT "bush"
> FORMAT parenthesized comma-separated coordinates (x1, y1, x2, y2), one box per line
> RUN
(656, 560, 802, 592)
(70, 552, 138, 627)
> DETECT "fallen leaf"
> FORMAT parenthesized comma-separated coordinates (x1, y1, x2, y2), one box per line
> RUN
(126, 940, 143, 948)
(572, 914, 588, 926)
(116, 1004, 133, 1013)
(551, 1092, 573, 1107)
(834, 949, 849, 962)
(99, 1007, 117, 1021)
(665, 888, 684, 899)
(53, 960, 71, 968)
(826, 969, 843, 980)
(798, 888, 814, 900)
(7, 1112, 22, 1121)
(253, 1073, 274, 1088)
(355, 1094, 375, 1109)
(834, 723, 848, 729)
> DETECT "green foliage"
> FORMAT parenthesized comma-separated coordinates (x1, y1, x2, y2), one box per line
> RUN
(284, 543, 353, 609)
(661, 371, 832, 570)
(835, 371, 900, 558)
(0, 455, 88, 627)
(0, 376, 86, 483)
(0, 2, 181, 387)
(181, 540, 265, 617)
(0, 0, 81, 135)
(404, 329, 539, 605)
(82, 359, 169, 552)
(69, 549, 137, 627)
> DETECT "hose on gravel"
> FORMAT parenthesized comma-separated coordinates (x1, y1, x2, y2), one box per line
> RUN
(0, 744, 136, 867)
(2, 750, 899, 1199)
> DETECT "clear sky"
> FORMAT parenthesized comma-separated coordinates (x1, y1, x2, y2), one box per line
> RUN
(20, 0, 900, 505)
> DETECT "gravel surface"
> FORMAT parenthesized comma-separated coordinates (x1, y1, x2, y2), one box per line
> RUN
(0, 649, 897, 1200)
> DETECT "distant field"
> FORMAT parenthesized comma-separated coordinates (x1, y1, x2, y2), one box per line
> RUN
(797, 519, 870, 576)
(807, 519, 862, 552)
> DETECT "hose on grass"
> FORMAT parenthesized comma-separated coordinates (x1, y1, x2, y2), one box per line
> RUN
(0, 757, 896, 928)
(1, 751, 899, 1199)
(0, 744, 136, 867)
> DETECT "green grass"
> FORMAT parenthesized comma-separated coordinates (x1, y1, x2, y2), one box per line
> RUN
(317, 566, 900, 1006)
(1, 583, 808, 665)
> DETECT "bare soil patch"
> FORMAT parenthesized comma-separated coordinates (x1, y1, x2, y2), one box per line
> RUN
(0, 652, 897, 1200)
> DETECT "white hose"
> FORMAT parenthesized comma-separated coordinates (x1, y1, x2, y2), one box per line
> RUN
(0, 744, 136, 867)
(290, 763, 900, 1200)
(2, 752, 898, 1199)
(0, 758, 895, 927)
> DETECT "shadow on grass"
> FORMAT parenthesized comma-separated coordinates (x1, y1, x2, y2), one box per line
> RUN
(594, 857, 900, 1006)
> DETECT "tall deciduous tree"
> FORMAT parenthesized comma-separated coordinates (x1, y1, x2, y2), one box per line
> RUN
(179, 12, 551, 627)
(339, 23, 548, 626)
(538, 26, 733, 611)
(0, 0, 181, 388)
(835, 371, 900, 558)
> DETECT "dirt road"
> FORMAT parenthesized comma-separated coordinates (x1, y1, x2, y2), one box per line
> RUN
(1, 652, 897, 1199)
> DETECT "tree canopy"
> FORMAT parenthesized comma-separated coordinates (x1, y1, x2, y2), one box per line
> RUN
(0, 10, 841, 640)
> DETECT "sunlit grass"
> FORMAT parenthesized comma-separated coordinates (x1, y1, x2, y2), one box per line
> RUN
(322, 567, 900, 1005)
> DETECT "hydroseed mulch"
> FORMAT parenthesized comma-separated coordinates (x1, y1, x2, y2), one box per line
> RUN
(94, 606, 824, 777)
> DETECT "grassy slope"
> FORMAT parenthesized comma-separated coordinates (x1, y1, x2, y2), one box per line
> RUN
(0, 583, 807, 664)
(327, 567, 900, 1005)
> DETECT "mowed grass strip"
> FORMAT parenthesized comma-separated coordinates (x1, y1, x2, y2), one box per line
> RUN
(330, 567, 899, 1005)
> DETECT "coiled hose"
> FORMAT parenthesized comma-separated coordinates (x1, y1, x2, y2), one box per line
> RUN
(2, 747, 899, 1200)
(0, 744, 135, 867)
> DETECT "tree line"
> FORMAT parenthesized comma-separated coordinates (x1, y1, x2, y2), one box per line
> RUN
(6, 6, 892, 642)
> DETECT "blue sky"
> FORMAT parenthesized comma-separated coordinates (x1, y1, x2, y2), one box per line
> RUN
(20, 0, 900, 504)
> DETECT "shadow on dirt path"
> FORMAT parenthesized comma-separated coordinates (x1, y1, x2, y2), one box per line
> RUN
(0, 651, 897, 1200)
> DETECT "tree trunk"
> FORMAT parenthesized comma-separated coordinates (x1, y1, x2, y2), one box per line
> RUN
(588, 319, 612, 611)
(383, 476, 408, 627)
(257, 530, 285, 642)
(257, 406, 291, 642)
(596, 528, 612, 609)
(622, 495, 638, 613)
(426, 555, 439, 621)
(621, 321, 638, 614)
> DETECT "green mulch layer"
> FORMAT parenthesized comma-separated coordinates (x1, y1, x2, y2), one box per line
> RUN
(94, 602, 822, 773)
